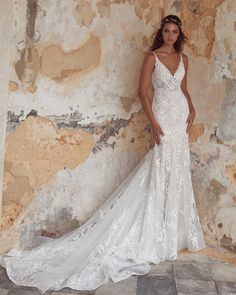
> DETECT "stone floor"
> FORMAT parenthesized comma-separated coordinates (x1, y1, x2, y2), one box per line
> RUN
(1, 247, 236, 295)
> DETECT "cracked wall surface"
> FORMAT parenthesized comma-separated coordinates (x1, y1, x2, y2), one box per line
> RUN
(0, 0, 236, 254)
(2, 115, 96, 231)
(0, 0, 13, 223)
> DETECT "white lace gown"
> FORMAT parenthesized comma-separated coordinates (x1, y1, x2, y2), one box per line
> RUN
(0, 51, 206, 293)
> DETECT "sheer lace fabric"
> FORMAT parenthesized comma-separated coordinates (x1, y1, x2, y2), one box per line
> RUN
(0, 51, 206, 293)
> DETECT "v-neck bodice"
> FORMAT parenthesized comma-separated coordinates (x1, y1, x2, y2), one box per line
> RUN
(150, 49, 188, 136)
(155, 52, 182, 77)
(151, 50, 185, 92)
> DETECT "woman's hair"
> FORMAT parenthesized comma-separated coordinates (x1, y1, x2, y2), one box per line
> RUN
(149, 15, 188, 52)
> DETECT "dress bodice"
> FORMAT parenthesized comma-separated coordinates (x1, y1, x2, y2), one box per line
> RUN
(150, 51, 189, 136)
(151, 51, 185, 92)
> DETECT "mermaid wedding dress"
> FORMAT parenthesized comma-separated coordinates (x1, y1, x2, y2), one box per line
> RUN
(0, 51, 206, 293)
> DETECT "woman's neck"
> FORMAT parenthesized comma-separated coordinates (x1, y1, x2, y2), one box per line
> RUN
(157, 44, 177, 54)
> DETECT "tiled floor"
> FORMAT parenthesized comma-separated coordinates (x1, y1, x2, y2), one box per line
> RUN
(1, 247, 236, 295)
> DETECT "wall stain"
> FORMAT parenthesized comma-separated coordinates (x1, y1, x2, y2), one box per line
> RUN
(97, 0, 111, 17)
(2, 110, 151, 230)
(225, 161, 236, 188)
(120, 96, 137, 113)
(220, 234, 236, 252)
(180, 0, 224, 58)
(217, 78, 236, 141)
(26, 0, 38, 39)
(40, 37, 101, 82)
(8, 81, 19, 92)
(2, 116, 96, 230)
(75, 0, 96, 27)
(189, 123, 204, 143)
(7, 111, 25, 132)
(15, 0, 40, 92)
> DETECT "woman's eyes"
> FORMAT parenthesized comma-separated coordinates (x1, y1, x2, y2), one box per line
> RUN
(164, 30, 178, 34)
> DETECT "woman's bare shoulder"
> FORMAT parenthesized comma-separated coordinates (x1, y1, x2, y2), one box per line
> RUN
(143, 51, 156, 64)
(181, 52, 188, 61)
(146, 51, 156, 58)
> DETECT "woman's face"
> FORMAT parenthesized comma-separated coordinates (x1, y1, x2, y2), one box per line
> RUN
(162, 22, 180, 45)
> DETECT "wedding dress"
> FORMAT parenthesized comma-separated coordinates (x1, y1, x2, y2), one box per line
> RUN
(0, 51, 206, 293)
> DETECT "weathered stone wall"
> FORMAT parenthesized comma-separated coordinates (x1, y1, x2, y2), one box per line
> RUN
(0, 0, 152, 253)
(0, 0, 236, 254)
(0, 0, 12, 224)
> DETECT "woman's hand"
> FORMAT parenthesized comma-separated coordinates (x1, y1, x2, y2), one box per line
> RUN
(152, 122, 164, 145)
(186, 109, 195, 133)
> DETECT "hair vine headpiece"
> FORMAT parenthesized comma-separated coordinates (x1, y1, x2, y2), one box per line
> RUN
(160, 17, 182, 28)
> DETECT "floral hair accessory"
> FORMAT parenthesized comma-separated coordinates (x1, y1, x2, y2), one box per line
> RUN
(160, 17, 182, 28)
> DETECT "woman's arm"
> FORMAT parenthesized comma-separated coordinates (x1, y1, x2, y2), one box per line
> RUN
(138, 53, 164, 145)
(181, 54, 196, 133)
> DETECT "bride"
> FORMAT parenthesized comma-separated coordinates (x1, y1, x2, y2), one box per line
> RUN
(0, 14, 206, 293)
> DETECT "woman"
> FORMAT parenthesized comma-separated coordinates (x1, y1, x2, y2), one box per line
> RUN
(0, 15, 206, 293)
(139, 14, 196, 145)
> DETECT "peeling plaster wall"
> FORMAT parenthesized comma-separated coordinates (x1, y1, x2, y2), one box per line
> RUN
(0, 0, 236, 254)
(0, 0, 13, 223)
(185, 0, 236, 252)
(0, 0, 152, 253)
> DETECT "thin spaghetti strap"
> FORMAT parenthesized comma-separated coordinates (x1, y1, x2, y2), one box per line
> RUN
(150, 51, 158, 61)
(179, 53, 183, 67)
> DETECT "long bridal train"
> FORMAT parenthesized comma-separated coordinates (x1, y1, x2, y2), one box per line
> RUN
(0, 142, 205, 293)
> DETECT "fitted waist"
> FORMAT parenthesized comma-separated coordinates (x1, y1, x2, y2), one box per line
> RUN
(153, 87, 185, 101)
(152, 87, 188, 116)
